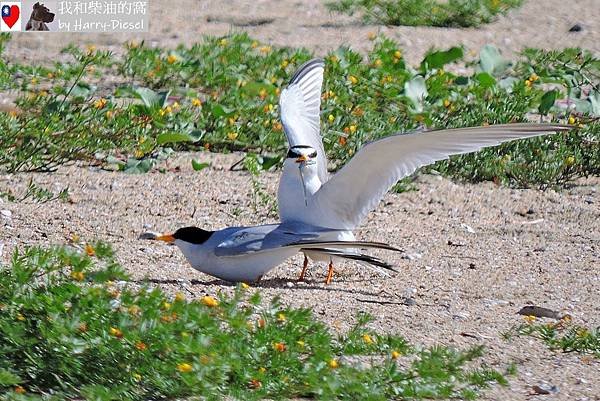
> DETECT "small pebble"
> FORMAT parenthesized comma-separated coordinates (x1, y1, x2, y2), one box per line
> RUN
(286, 281, 294, 288)
(568, 23, 583, 32)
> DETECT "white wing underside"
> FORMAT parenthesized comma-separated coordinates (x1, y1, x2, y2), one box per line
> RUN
(279, 59, 328, 183)
(311, 123, 573, 230)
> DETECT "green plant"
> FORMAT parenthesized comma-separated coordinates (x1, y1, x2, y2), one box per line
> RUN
(325, 0, 524, 27)
(505, 317, 600, 357)
(0, 242, 510, 400)
(0, 34, 597, 189)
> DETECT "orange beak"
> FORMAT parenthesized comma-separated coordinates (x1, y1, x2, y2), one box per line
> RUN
(155, 233, 175, 243)
(295, 155, 308, 163)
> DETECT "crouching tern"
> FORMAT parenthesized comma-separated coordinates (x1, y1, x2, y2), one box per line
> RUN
(149, 222, 401, 283)
(277, 58, 573, 281)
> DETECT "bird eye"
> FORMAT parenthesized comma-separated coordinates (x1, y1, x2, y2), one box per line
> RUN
(286, 149, 299, 158)
(309, 151, 317, 158)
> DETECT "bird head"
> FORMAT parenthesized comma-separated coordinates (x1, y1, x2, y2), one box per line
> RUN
(155, 227, 214, 246)
(284, 145, 319, 176)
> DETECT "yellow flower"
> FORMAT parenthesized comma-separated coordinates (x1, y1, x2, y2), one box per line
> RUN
(85, 244, 95, 256)
(330, 55, 339, 63)
(135, 341, 147, 351)
(281, 59, 289, 68)
(177, 362, 193, 373)
(391, 350, 401, 359)
(564, 156, 575, 166)
(162, 302, 171, 310)
(348, 75, 358, 85)
(16, 313, 25, 321)
(38, 90, 48, 97)
(251, 40, 258, 48)
(175, 292, 185, 302)
(105, 110, 114, 119)
(328, 359, 339, 369)
(258, 88, 268, 100)
(277, 313, 286, 322)
(71, 271, 85, 281)
(257, 318, 266, 328)
(227, 131, 239, 141)
(273, 122, 283, 131)
(94, 98, 107, 109)
(328, 114, 335, 123)
(109, 327, 123, 338)
(14, 386, 26, 394)
(241, 282, 250, 290)
(529, 73, 539, 82)
(167, 54, 178, 64)
(525, 79, 533, 88)
(296, 340, 305, 347)
(367, 32, 377, 40)
(523, 315, 536, 324)
(273, 342, 286, 352)
(362, 334, 373, 344)
(192, 98, 202, 107)
(31, 77, 38, 85)
(394, 50, 402, 59)
(338, 136, 347, 146)
(349, 125, 357, 134)
(133, 373, 142, 381)
(259, 45, 272, 54)
(128, 305, 141, 315)
(258, 367, 266, 373)
(218, 38, 228, 47)
(275, 88, 281, 96)
(201, 295, 219, 307)
(373, 59, 382, 67)
(568, 115, 576, 125)
(443, 99, 451, 108)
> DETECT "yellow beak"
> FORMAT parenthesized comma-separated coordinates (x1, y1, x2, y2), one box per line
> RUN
(155, 233, 175, 243)
(296, 155, 308, 163)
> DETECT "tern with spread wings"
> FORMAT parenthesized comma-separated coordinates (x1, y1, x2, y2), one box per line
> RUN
(277, 58, 572, 281)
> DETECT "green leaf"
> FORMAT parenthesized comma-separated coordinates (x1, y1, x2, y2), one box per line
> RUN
(404, 76, 428, 112)
(211, 104, 234, 118)
(124, 158, 154, 174)
(538, 90, 558, 115)
(0, 369, 21, 386)
(475, 72, 496, 88)
(118, 86, 171, 108)
(421, 47, 464, 71)
(589, 91, 600, 116)
(192, 159, 210, 171)
(479, 45, 510, 76)
(156, 132, 194, 145)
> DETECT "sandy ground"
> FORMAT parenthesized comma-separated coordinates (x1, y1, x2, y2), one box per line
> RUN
(2, 0, 600, 399)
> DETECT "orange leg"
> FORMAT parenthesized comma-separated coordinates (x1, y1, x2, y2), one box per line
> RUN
(298, 255, 309, 281)
(325, 260, 334, 285)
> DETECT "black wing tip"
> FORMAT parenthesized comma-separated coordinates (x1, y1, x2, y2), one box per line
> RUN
(302, 247, 398, 272)
(289, 58, 325, 85)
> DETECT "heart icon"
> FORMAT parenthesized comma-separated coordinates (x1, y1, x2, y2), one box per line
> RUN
(2, 5, 20, 28)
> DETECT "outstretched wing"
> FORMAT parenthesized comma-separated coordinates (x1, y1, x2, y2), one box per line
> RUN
(279, 58, 328, 183)
(312, 123, 573, 229)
